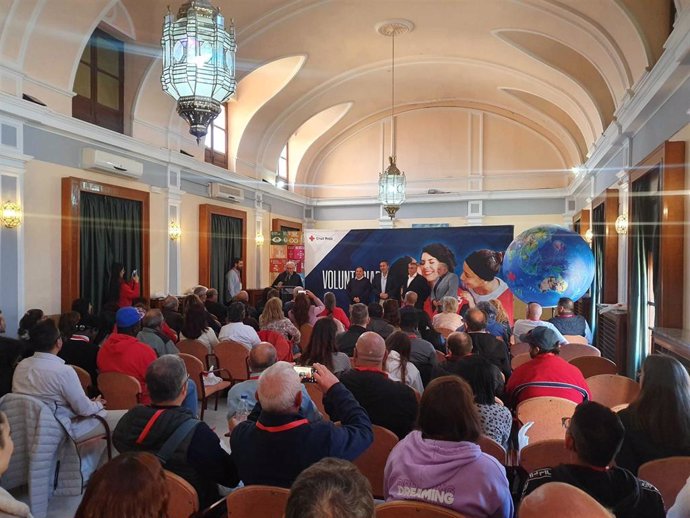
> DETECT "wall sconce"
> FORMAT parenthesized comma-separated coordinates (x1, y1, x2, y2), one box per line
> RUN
(1, 201, 22, 228)
(255, 232, 265, 246)
(584, 228, 593, 245)
(168, 220, 182, 241)
(615, 214, 628, 235)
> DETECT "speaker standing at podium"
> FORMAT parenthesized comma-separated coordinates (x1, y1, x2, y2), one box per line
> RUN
(272, 261, 303, 288)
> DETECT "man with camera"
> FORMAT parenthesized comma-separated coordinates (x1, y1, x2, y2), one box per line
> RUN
(230, 361, 373, 488)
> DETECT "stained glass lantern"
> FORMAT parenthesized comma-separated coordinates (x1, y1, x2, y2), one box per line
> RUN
(378, 156, 406, 219)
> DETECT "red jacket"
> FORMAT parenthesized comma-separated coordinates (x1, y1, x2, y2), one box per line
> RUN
(317, 307, 350, 330)
(97, 332, 156, 404)
(118, 279, 140, 308)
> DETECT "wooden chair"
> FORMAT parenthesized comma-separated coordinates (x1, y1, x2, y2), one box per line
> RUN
(97, 372, 142, 410)
(559, 343, 601, 362)
(563, 334, 588, 344)
(376, 500, 468, 517)
(226, 485, 290, 518)
(638, 456, 690, 510)
(477, 435, 506, 464)
(519, 439, 574, 473)
(511, 352, 532, 369)
(516, 397, 576, 445)
(569, 356, 617, 378)
(177, 339, 213, 369)
(586, 374, 640, 408)
(71, 365, 92, 395)
(353, 425, 399, 499)
(511, 342, 531, 357)
(179, 353, 232, 420)
(305, 381, 328, 419)
(164, 470, 199, 518)
(299, 323, 313, 352)
(213, 340, 250, 384)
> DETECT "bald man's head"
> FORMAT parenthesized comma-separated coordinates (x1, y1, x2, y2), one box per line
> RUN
(354, 332, 387, 368)
(249, 342, 277, 372)
(520, 482, 613, 518)
(527, 302, 543, 319)
(235, 290, 249, 303)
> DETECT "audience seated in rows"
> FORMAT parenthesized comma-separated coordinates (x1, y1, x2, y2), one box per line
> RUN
(136, 309, 179, 357)
(522, 401, 664, 518)
(398, 310, 437, 386)
(336, 303, 369, 357)
(505, 326, 590, 407)
(230, 361, 373, 488)
(549, 297, 593, 343)
(384, 331, 424, 393)
(285, 457, 374, 518)
(288, 290, 325, 328)
(366, 302, 395, 339)
(615, 354, 690, 473)
(465, 308, 511, 380)
(260, 297, 301, 347)
(298, 318, 351, 375)
(161, 295, 183, 334)
(0, 410, 33, 518)
(228, 343, 320, 426)
(218, 302, 260, 349)
(114, 355, 238, 508)
(513, 302, 568, 344)
(338, 332, 418, 440)
(432, 332, 504, 392)
(180, 295, 219, 352)
(384, 375, 513, 517)
(75, 452, 168, 518)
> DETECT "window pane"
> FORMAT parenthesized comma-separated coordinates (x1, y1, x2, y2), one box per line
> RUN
(213, 129, 226, 153)
(96, 37, 120, 76)
(96, 72, 120, 109)
(278, 157, 288, 178)
(205, 131, 213, 148)
(81, 44, 92, 65)
(214, 107, 226, 130)
(75, 63, 91, 98)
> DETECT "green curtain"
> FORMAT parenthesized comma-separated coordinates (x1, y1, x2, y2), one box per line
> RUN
(628, 170, 660, 377)
(210, 214, 243, 304)
(590, 203, 605, 337)
(80, 192, 142, 313)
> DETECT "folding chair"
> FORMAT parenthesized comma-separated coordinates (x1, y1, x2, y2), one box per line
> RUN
(352, 424, 399, 499)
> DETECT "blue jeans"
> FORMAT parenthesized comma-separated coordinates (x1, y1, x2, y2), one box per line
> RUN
(182, 379, 198, 417)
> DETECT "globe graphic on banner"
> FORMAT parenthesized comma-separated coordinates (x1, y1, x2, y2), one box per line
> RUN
(502, 225, 595, 307)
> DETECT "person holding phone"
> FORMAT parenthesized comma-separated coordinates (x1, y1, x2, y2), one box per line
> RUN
(106, 261, 140, 308)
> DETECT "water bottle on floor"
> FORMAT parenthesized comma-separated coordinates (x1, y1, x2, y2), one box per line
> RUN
(235, 394, 251, 423)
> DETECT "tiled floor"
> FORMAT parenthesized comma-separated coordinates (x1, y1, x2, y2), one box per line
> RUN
(10, 398, 232, 518)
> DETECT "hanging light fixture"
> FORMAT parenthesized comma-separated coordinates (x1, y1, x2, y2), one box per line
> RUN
(376, 20, 413, 220)
(161, 0, 237, 142)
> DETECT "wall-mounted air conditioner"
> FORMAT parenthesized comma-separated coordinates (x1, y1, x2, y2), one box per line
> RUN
(81, 148, 144, 179)
(209, 182, 244, 202)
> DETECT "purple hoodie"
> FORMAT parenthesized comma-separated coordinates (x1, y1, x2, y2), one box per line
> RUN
(384, 431, 513, 518)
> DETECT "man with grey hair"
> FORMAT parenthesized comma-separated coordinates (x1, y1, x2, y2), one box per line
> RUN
(513, 302, 568, 345)
(204, 288, 228, 323)
(230, 361, 372, 487)
(114, 355, 239, 507)
(336, 303, 369, 357)
(137, 309, 179, 356)
(192, 285, 208, 302)
(161, 294, 183, 334)
(272, 260, 303, 288)
(226, 342, 320, 428)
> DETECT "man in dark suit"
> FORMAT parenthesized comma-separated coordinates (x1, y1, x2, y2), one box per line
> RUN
(345, 267, 372, 304)
(272, 261, 303, 288)
(430, 262, 459, 313)
(336, 304, 369, 357)
(371, 260, 398, 303)
(402, 260, 430, 308)
(465, 307, 511, 380)
(204, 288, 228, 323)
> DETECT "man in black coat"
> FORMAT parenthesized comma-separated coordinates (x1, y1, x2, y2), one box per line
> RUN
(465, 307, 511, 380)
(345, 267, 372, 305)
(272, 261, 303, 288)
(336, 303, 369, 357)
(401, 260, 430, 309)
(371, 260, 398, 303)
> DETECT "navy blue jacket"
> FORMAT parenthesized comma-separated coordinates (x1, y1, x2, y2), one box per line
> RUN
(230, 382, 373, 487)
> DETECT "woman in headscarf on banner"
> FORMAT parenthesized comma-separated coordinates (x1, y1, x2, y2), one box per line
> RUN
(419, 243, 461, 319)
(460, 249, 513, 325)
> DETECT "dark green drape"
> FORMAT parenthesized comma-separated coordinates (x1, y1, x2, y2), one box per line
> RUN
(210, 214, 243, 304)
(628, 169, 660, 377)
(590, 203, 605, 336)
(80, 192, 142, 313)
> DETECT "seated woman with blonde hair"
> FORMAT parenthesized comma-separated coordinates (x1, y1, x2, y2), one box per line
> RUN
(431, 296, 463, 332)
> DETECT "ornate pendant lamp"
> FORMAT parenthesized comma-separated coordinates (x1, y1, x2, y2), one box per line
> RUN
(161, 0, 237, 142)
(377, 20, 412, 219)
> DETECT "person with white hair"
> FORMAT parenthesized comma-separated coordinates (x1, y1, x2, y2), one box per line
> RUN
(271, 261, 303, 288)
(230, 361, 373, 487)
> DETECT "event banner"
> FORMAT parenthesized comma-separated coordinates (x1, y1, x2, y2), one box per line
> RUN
(304, 226, 514, 310)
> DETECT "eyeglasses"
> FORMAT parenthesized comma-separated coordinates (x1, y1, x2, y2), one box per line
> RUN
(561, 417, 572, 430)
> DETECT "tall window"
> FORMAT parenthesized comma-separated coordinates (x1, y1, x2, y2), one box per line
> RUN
(204, 104, 228, 168)
(73, 29, 124, 134)
(277, 143, 289, 190)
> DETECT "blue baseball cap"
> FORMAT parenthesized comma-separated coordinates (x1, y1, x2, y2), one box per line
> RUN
(116, 307, 145, 328)
(526, 326, 561, 351)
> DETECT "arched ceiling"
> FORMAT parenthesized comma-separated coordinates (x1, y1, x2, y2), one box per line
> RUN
(0, 0, 673, 198)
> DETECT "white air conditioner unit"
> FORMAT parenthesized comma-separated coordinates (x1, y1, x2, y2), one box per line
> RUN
(209, 182, 244, 202)
(81, 148, 144, 179)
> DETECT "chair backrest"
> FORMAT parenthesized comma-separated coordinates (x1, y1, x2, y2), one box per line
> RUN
(214, 341, 250, 383)
(477, 435, 507, 464)
(177, 339, 210, 368)
(304, 381, 327, 419)
(511, 352, 532, 369)
(511, 342, 531, 357)
(638, 456, 690, 510)
(71, 365, 91, 394)
(226, 485, 290, 518)
(97, 372, 141, 410)
(299, 323, 313, 352)
(563, 334, 588, 344)
(520, 439, 574, 473)
(178, 353, 204, 398)
(164, 470, 199, 518)
(516, 396, 576, 445)
(559, 343, 601, 362)
(376, 500, 468, 517)
(586, 374, 640, 408)
(569, 356, 617, 378)
(353, 424, 399, 499)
